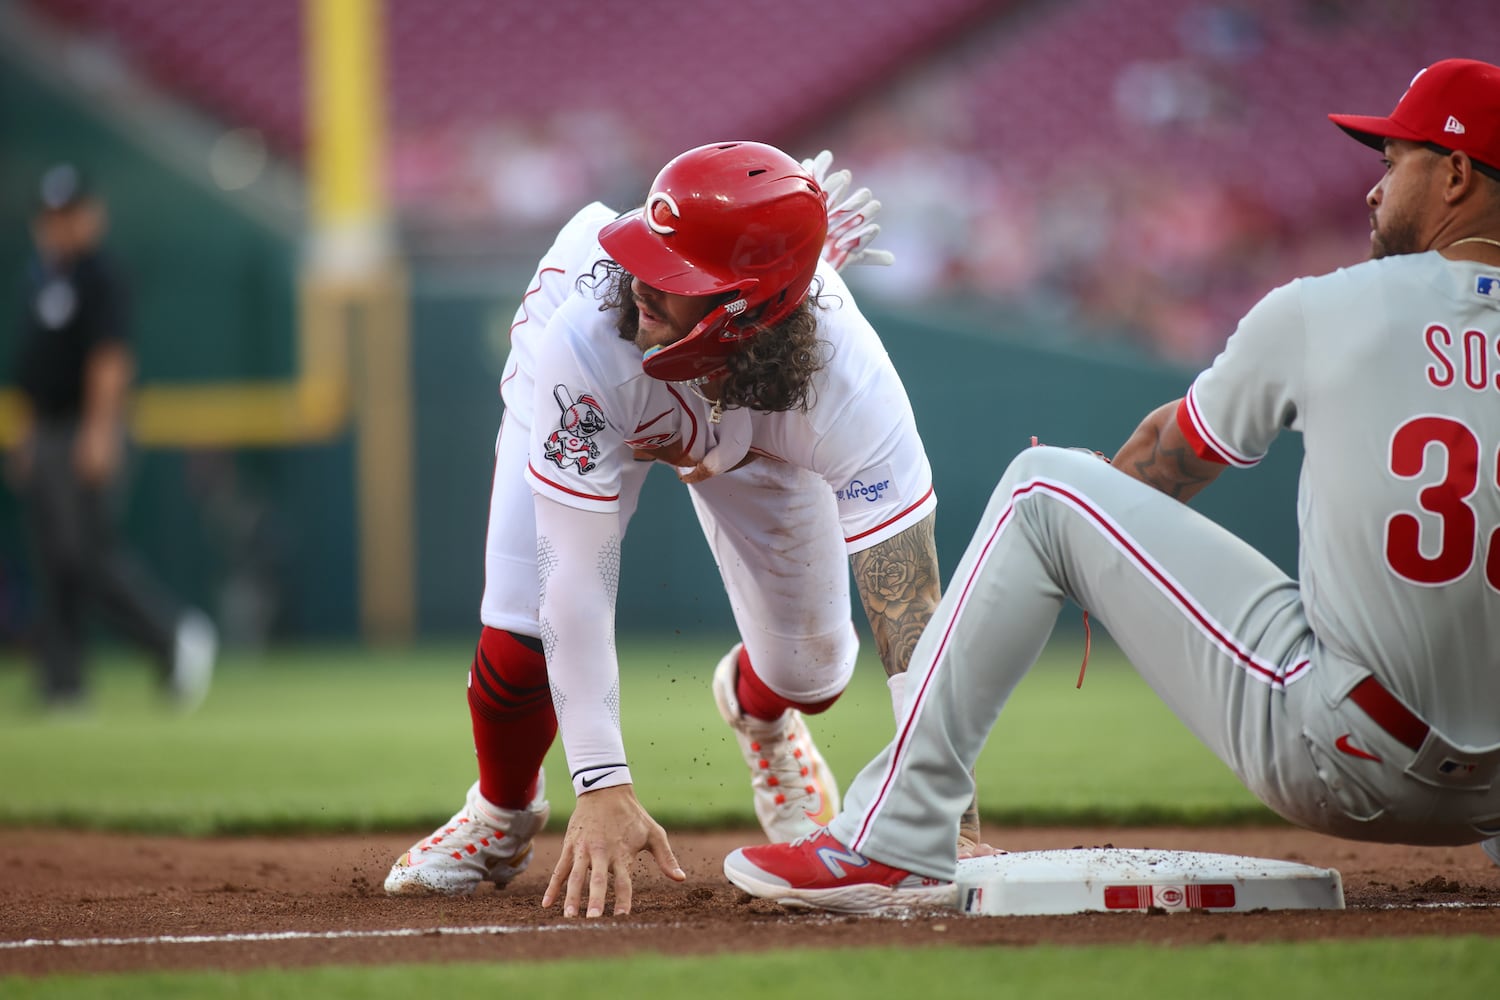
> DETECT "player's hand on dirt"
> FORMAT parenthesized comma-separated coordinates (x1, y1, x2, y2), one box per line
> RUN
(542, 783, 684, 918)
(801, 149, 894, 271)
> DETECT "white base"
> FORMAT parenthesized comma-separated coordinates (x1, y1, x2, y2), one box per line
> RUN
(954, 848, 1344, 915)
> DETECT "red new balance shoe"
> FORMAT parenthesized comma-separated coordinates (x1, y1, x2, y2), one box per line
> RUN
(723, 829, 955, 913)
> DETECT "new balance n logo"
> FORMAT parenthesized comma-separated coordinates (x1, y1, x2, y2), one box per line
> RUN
(816, 843, 871, 879)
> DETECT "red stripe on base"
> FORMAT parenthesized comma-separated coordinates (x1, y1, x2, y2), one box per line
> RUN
(1195, 884, 1237, 908)
(1104, 885, 1151, 909)
(1104, 884, 1237, 910)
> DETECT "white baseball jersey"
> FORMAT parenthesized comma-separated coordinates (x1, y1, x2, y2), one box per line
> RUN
(828, 251, 1500, 877)
(482, 203, 935, 796)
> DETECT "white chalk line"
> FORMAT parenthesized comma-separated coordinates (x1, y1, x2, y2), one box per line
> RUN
(0, 921, 633, 952)
(1359, 900, 1500, 911)
(4, 900, 1498, 952)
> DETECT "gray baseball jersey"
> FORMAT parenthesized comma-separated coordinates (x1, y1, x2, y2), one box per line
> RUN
(826, 251, 1500, 877)
(1181, 252, 1500, 746)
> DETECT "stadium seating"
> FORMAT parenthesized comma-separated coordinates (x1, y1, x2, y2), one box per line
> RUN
(947, 0, 1500, 222)
(21, 0, 1500, 360)
(25, 0, 1001, 156)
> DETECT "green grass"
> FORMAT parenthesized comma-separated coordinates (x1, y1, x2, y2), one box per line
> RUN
(0, 633, 1265, 834)
(0, 636, 1492, 995)
(3, 938, 1497, 999)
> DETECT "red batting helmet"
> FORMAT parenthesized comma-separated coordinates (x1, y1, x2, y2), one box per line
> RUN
(598, 141, 829, 382)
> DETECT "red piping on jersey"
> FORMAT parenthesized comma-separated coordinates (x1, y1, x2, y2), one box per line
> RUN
(526, 461, 619, 503)
(498, 267, 565, 400)
(510, 267, 565, 339)
(844, 486, 936, 545)
(852, 475, 1309, 852)
(1177, 388, 1255, 467)
(633, 409, 673, 433)
(663, 383, 700, 456)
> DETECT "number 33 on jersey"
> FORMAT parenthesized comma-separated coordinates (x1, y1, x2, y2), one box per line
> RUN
(1176, 252, 1500, 705)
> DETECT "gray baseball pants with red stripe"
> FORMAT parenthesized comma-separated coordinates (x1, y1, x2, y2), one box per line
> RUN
(827, 447, 1500, 879)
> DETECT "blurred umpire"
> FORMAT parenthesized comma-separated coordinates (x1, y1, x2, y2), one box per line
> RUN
(8, 163, 215, 713)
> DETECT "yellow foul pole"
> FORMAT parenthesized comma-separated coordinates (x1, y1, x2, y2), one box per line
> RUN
(306, 0, 414, 643)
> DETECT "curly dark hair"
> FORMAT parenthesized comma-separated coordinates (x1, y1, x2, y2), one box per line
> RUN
(583, 260, 829, 413)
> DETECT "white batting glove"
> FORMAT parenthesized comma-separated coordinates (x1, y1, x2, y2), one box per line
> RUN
(801, 149, 895, 271)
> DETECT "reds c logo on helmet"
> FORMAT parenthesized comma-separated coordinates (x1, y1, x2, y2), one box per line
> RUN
(645, 192, 681, 235)
(598, 141, 829, 383)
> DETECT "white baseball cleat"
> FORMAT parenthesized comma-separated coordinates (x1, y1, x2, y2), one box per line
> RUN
(1482, 836, 1500, 869)
(712, 644, 840, 843)
(384, 776, 550, 896)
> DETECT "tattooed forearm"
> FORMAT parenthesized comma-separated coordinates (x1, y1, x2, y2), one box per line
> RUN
(1112, 399, 1225, 503)
(1126, 440, 1218, 501)
(850, 513, 941, 677)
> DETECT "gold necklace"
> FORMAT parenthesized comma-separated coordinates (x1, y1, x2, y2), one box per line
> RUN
(684, 378, 725, 424)
(1446, 236, 1500, 251)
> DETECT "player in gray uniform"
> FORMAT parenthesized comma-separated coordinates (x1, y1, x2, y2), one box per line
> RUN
(725, 57, 1500, 912)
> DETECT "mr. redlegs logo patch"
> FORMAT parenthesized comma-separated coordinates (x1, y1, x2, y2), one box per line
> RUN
(545, 384, 606, 474)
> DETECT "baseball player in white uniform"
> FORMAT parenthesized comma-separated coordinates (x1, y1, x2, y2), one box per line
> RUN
(383, 141, 978, 917)
(726, 58, 1500, 912)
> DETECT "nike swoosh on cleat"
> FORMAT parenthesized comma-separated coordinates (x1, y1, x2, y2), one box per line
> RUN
(1335, 733, 1382, 762)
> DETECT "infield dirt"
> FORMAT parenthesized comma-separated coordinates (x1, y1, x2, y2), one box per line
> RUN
(3, 825, 1498, 976)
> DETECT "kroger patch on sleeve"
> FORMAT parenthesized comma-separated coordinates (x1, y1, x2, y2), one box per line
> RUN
(836, 464, 899, 516)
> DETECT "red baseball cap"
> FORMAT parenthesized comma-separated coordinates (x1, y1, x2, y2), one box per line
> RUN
(1329, 58, 1500, 172)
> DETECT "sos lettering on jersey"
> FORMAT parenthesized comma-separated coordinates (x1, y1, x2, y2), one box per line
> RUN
(837, 464, 897, 515)
(1424, 319, 1500, 392)
(544, 384, 606, 474)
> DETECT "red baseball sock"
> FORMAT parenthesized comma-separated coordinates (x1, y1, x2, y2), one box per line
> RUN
(467, 626, 555, 810)
(734, 644, 842, 721)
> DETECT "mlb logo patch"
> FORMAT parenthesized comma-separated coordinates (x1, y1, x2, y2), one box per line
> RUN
(1477, 275, 1500, 300)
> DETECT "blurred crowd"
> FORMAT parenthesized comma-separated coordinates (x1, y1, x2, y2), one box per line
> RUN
(388, 123, 1372, 369)
(16, 0, 1423, 367)
(386, 2, 1381, 366)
